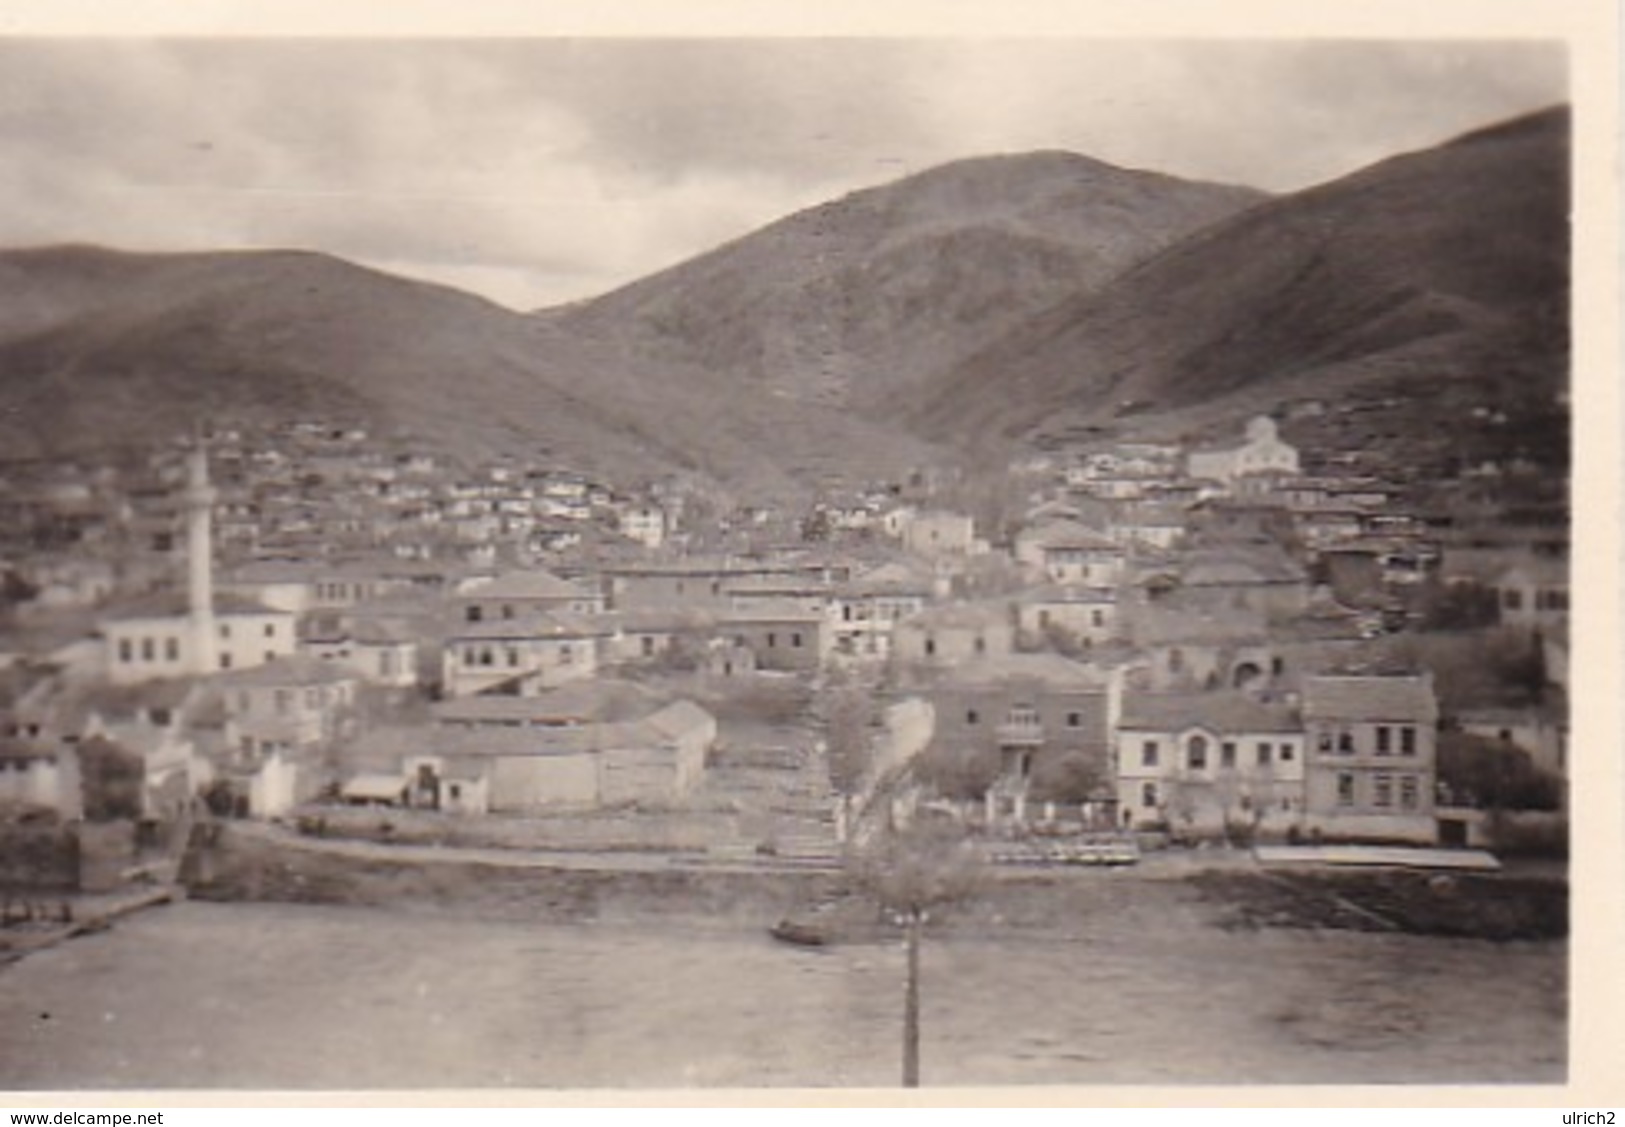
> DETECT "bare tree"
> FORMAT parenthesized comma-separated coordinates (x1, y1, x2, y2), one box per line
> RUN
(821, 678, 874, 838)
(851, 821, 985, 1087)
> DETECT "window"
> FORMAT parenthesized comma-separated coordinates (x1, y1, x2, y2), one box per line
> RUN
(1317, 731, 1333, 752)
(843, 605, 853, 622)
(1067, 712, 1081, 728)
(466, 605, 483, 623)
(1220, 742, 1237, 769)
(1373, 773, 1394, 808)
(1091, 609, 1105, 628)
(140, 637, 155, 662)
(1257, 742, 1273, 767)
(973, 635, 986, 655)
(1400, 776, 1420, 809)
(1337, 729, 1354, 754)
(1169, 647, 1185, 674)
(767, 632, 777, 648)
(1376, 725, 1392, 755)
(1187, 735, 1208, 771)
(264, 623, 276, 638)
(501, 604, 514, 620)
(791, 633, 803, 649)
(1400, 726, 1417, 756)
(164, 637, 179, 662)
(1336, 772, 1355, 807)
(1280, 742, 1294, 763)
(1007, 705, 1039, 729)
(1502, 589, 1523, 611)
(641, 636, 656, 658)
(560, 644, 574, 665)
(1141, 781, 1159, 809)
(220, 654, 233, 670)
(264, 651, 275, 663)
(1271, 656, 1285, 677)
(479, 648, 494, 667)
(924, 637, 936, 657)
(966, 709, 980, 725)
(1141, 741, 1159, 768)
(506, 647, 520, 668)
(220, 623, 232, 640)
(118, 638, 133, 663)
(379, 650, 396, 677)
(274, 689, 293, 716)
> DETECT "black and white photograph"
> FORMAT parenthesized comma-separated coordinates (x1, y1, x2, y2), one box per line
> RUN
(0, 15, 1610, 1099)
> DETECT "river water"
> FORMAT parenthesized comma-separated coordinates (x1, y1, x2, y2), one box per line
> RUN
(0, 898, 1564, 1090)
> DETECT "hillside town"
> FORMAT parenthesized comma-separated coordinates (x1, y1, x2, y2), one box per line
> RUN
(0, 408, 1568, 872)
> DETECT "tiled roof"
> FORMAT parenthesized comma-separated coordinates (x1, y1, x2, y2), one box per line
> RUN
(221, 560, 320, 585)
(101, 591, 290, 622)
(450, 610, 610, 641)
(941, 652, 1105, 689)
(721, 599, 826, 624)
(1495, 556, 1569, 587)
(1017, 584, 1117, 606)
(1302, 674, 1438, 723)
(519, 678, 673, 723)
(1018, 519, 1122, 553)
(1130, 598, 1266, 645)
(214, 654, 359, 689)
(900, 600, 1011, 631)
(1182, 546, 1307, 586)
(462, 569, 596, 602)
(434, 699, 713, 759)
(1118, 691, 1302, 734)
(597, 608, 720, 634)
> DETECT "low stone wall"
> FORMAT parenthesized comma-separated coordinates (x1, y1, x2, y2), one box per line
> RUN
(189, 824, 840, 927)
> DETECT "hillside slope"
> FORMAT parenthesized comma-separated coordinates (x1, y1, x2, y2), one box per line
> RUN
(0, 246, 937, 495)
(905, 108, 1569, 472)
(552, 152, 1264, 409)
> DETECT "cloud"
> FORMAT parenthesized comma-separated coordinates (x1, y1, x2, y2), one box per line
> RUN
(0, 38, 1568, 308)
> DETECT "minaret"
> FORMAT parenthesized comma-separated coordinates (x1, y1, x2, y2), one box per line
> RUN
(185, 442, 218, 675)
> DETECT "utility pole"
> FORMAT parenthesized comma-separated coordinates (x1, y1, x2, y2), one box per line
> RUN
(902, 906, 923, 1087)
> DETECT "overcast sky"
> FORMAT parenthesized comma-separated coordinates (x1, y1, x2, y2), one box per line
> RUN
(0, 39, 1566, 309)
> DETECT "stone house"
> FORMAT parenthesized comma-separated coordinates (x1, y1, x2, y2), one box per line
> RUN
(829, 561, 940, 662)
(1015, 585, 1119, 651)
(1114, 692, 1306, 835)
(891, 600, 1016, 672)
(440, 611, 605, 697)
(1013, 519, 1126, 587)
(924, 653, 1112, 824)
(1301, 672, 1439, 843)
(424, 686, 715, 812)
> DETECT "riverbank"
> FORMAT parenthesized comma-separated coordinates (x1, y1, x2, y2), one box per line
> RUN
(0, 885, 182, 969)
(0, 897, 1566, 1088)
(182, 822, 1567, 944)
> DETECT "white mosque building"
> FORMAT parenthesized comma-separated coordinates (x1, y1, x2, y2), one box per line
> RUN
(100, 446, 297, 686)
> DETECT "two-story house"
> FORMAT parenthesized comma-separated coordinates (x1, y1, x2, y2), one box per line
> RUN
(1301, 671, 1439, 843)
(925, 653, 1112, 824)
(1013, 519, 1126, 587)
(441, 611, 606, 697)
(1114, 692, 1306, 835)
